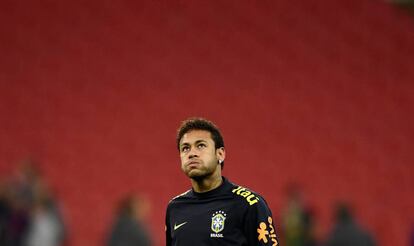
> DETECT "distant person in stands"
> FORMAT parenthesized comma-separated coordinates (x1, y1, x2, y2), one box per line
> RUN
(4, 160, 39, 246)
(0, 179, 11, 245)
(107, 195, 152, 246)
(281, 184, 318, 246)
(23, 182, 66, 246)
(325, 203, 376, 246)
(11, 159, 41, 210)
(3, 158, 66, 246)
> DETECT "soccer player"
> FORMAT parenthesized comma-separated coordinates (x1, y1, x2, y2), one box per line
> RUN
(165, 118, 279, 245)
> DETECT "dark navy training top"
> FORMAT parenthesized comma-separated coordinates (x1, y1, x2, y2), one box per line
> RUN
(165, 177, 279, 246)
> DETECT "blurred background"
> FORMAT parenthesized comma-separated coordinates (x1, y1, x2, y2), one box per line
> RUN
(0, 0, 413, 246)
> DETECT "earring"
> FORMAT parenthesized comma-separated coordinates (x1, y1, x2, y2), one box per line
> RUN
(218, 160, 223, 164)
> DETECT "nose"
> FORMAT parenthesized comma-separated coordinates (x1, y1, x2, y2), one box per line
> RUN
(188, 148, 199, 159)
(189, 153, 198, 159)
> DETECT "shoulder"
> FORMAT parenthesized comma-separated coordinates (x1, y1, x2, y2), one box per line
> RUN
(229, 182, 268, 208)
(166, 189, 192, 206)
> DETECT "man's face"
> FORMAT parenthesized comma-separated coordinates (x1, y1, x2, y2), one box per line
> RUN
(179, 130, 225, 180)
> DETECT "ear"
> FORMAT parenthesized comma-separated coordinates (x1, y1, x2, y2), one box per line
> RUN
(216, 147, 225, 162)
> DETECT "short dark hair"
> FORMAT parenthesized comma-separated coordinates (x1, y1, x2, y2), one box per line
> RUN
(176, 117, 225, 168)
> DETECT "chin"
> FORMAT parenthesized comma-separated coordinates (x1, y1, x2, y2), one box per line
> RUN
(187, 170, 207, 180)
(188, 170, 216, 181)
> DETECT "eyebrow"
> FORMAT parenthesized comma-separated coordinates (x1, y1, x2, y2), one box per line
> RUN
(180, 139, 208, 147)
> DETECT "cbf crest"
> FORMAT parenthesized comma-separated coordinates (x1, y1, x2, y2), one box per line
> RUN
(210, 210, 226, 238)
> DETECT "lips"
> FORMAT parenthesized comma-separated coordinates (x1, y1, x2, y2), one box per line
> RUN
(187, 160, 201, 168)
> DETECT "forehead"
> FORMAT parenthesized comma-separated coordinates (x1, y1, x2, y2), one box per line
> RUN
(180, 130, 213, 145)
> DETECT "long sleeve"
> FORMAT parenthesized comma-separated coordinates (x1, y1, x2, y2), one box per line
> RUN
(165, 204, 172, 246)
(244, 198, 279, 246)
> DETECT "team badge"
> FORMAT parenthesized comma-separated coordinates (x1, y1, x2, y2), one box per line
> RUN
(210, 210, 226, 237)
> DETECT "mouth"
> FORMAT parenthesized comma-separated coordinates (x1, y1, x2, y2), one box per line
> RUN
(187, 161, 201, 168)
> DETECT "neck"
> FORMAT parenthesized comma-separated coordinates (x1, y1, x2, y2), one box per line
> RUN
(191, 172, 223, 193)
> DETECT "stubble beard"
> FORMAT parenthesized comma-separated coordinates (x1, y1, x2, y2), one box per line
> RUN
(185, 163, 215, 181)
(189, 171, 210, 181)
(186, 167, 210, 180)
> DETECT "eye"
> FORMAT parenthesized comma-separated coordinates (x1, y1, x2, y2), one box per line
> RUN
(197, 143, 206, 149)
(181, 146, 190, 153)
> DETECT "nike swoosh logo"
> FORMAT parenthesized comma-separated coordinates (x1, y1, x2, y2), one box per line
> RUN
(174, 221, 187, 230)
